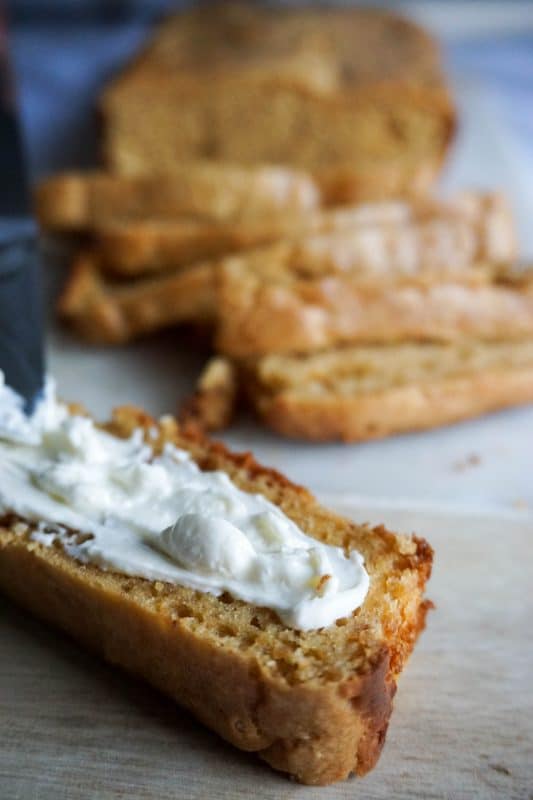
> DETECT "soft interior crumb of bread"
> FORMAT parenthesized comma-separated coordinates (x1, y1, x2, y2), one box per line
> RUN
(250, 340, 533, 398)
(0, 406, 431, 688)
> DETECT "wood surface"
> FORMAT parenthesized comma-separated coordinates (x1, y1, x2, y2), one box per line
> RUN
(1, 507, 532, 799)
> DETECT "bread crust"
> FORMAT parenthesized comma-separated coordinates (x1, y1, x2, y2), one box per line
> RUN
(252, 364, 533, 441)
(0, 408, 432, 784)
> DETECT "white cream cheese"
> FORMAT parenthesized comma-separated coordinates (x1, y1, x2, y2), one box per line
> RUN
(0, 373, 369, 630)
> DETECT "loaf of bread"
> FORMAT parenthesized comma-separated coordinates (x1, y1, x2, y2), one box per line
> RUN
(215, 265, 533, 357)
(100, 3, 454, 202)
(0, 404, 433, 784)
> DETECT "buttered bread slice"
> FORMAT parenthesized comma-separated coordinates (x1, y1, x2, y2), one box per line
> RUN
(0, 380, 432, 785)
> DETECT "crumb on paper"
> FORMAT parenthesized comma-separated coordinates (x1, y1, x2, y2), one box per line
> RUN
(489, 763, 512, 776)
(453, 453, 481, 472)
(512, 498, 529, 510)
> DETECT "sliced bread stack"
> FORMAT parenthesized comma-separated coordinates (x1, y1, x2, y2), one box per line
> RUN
(38, 166, 533, 440)
(36, 3, 533, 440)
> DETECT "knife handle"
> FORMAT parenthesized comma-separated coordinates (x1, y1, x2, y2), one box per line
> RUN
(0, 237, 44, 410)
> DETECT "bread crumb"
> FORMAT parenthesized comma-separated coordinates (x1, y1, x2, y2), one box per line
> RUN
(512, 498, 529, 510)
(453, 453, 481, 472)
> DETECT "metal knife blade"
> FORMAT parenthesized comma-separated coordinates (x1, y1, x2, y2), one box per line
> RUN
(0, 11, 44, 411)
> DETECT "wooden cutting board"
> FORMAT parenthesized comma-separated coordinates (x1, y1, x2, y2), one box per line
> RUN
(1, 507, 531, 799)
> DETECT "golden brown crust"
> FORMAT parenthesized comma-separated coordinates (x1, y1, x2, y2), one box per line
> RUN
(215, 268, 533, 357)
(252, 364, 533, 441)
(0, 406, 432, 784)
(57, 251, 216, 344)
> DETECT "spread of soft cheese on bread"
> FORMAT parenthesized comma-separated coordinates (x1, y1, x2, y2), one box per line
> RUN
(0, 372, 369, 630)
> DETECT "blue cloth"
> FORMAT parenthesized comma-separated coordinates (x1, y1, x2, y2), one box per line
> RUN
(8, 5, 533, 180)
(447, 33, 533, 151)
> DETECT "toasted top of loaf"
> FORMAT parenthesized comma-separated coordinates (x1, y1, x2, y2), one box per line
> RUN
(108, 3, 444, 94)
(0, 404, 432, 688)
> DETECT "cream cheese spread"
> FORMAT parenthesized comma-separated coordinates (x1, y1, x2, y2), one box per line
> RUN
(0, 373, 369, 630)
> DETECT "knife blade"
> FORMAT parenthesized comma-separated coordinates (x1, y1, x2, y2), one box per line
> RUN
(0, 11, 44, 411)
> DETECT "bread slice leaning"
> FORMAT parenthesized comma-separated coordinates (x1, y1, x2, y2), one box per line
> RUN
(215, 265, 533, 357)
(95, 190, 514, 278)
(57, 251, 215, 344)
(34, 164, 321, 231)
(0, 406, 433, 785)
(241, 339, 533, 441)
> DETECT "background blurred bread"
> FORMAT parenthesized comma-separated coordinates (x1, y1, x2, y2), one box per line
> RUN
(100, 3, 455, 202)
(39, 4, 533, 441)
(215, 262, 533, 357)
(240, 340, 533, 440)
(35, 163, 321, 230)
(56, 193, 517, 344)
(58, 252, 215, 344)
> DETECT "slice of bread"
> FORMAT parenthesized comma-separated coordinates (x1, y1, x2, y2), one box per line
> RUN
(215, 265, 533, 357)
(95, 190, 514, 278)
(38, 179, 507, 283)
(56, 197, 520, 348)
(180, 357, 239, 433)
(0, 405, 433, 784)
(58, 252, 215, 344)
(241, 340, 533, 441)
(35, 164, 321, 231)
(93, 201, 409, 277)
(57, 205, 519, 347)
(101, 4, 454, 202)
